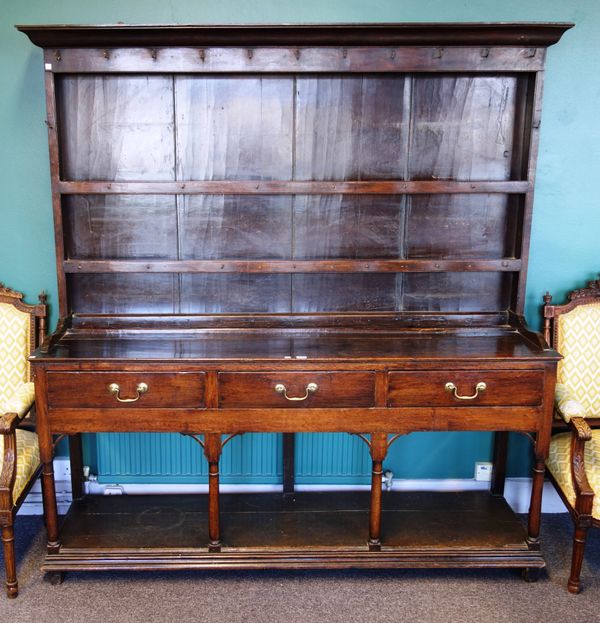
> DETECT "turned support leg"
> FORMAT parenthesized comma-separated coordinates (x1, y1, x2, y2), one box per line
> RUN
(34, 373, 61, 555)
(527, 457, 545, 548)
(203, 433, 223, 551)
(40, 461, 60, 554)
(368, 433, 388, 551)
(567, 519, 591, 594)
(491, 431, 508, 496)
(68, 434, 85, 501)
(1, 524, 18, 598)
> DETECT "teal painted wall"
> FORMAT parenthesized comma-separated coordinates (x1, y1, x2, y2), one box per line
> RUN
(1, 1, 598, 483)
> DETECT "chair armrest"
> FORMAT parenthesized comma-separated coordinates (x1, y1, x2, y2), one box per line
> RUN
(0, 382, 35, 420)
(568, 417, 595, 512)
(0, 412, 20, 435)
(0, 414, 18, 505)
(555, 383, 587, 423)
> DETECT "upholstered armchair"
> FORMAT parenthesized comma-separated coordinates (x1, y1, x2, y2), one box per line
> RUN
(543, 278, 600, 593)
(0, 284, 47, 598)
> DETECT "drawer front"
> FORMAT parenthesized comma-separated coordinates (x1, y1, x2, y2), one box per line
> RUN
(387, 370, 544, 407)
(47, 371, 205, 409)
(218, 372, 375, 408)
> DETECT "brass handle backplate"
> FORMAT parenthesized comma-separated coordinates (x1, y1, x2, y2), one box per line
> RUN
(444, 381, 487, 401)
(108, 382, 148, 403)
(274, 382, 318, 402)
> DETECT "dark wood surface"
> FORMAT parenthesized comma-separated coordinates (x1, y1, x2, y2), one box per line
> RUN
(34, 330, 554, 361)
(17, 22, 573, 48)
(387, 370, 544, 407)
(46, 491, 543, 570)
(20, 22, 569, 577)
(46, 371, 206, 408)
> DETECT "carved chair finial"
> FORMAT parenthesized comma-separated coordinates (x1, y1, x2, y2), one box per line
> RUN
(567, 276, 600, 301)
(0, 282, 24, 300)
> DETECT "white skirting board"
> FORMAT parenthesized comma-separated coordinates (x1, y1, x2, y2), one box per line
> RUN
(18, 458, 568, 516)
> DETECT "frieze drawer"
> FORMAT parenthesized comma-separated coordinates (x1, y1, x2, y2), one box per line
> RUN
(46, 371, 206, 409)
(218, 372, 376, 408)
(387, 370, 544, 407)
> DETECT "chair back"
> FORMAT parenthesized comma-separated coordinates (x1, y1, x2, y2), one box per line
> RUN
(544, 278, 600, 418)
(0, 284, 47, 404)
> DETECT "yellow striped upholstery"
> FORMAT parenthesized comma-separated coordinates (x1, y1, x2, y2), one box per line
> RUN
(0, 429, 40, 504)
(0, 382, 35, 418)
(0, 303, 31, 405)
(555, 383, 587, 423)
(556, 302, 600, 418)
(547, 430, 600, 519)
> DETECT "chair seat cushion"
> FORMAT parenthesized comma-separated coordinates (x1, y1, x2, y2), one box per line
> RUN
(0, 429, 40, 504)
(547, 430, 600, 519)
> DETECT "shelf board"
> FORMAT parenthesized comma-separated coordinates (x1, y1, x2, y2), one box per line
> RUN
(45, 491, 544, 571)
(57, 180, 531, 195)
(63, 259, 521, 274)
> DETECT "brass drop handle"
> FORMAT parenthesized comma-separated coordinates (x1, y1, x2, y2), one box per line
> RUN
(274, 382, 318, 402)
(108, 382, 148, 403)
(445, 381, 487, 401)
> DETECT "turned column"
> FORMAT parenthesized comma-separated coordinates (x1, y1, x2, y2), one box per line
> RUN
(203, 433, 223, 551)
(34, 369, 60, 553)
(527, 366, 556, 549)
(368, 432, 389, 551)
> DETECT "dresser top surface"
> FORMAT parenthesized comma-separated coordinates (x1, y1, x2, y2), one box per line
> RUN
(31, 328, 559, 363)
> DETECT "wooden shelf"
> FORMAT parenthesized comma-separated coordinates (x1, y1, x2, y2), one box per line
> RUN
(57, 180, 531, 195)
(63, 259, 522, 274)
(45, 491, 543, 571)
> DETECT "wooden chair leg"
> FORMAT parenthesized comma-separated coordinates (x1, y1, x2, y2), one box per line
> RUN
(1, 524, 18, 598)
(567, 521, 590, 594)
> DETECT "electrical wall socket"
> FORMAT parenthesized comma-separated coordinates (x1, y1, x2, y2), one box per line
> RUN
(474, 462, 493, 482)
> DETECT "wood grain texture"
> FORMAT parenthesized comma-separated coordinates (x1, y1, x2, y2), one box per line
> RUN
(68, 273, 177, 314)
(387, 370, 544, 407)
(63, 195, 178, 259)
(180, 274, 292, 313)
(57, 75, 175, 181)
(291, 274, 398, 312)
(47, 371, 205, 408)
(218, 371, 375, 408)
(180, 195, 292, 259)
(23, 22, 566, 577)
(175, 76, 293, 181)
(402, 272, 513, 312)
(293, 195, 403, 259)
(406, 194, 513, 259)
(410, 76, 518, 181)
(295, 76, 407, 180)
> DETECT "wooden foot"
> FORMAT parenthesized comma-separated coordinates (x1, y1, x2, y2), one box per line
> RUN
(521, 567, 540, 583)
(45, 571, 65, 586)
(567, 578, 582, 594)
(368, 538, 381, 552)
(2, 525, 18, 599)
(6, 580, 18, 599)
(566, 523, 590, 594)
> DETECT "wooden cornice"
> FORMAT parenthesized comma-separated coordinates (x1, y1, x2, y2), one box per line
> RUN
(17, 22, 573, 49)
